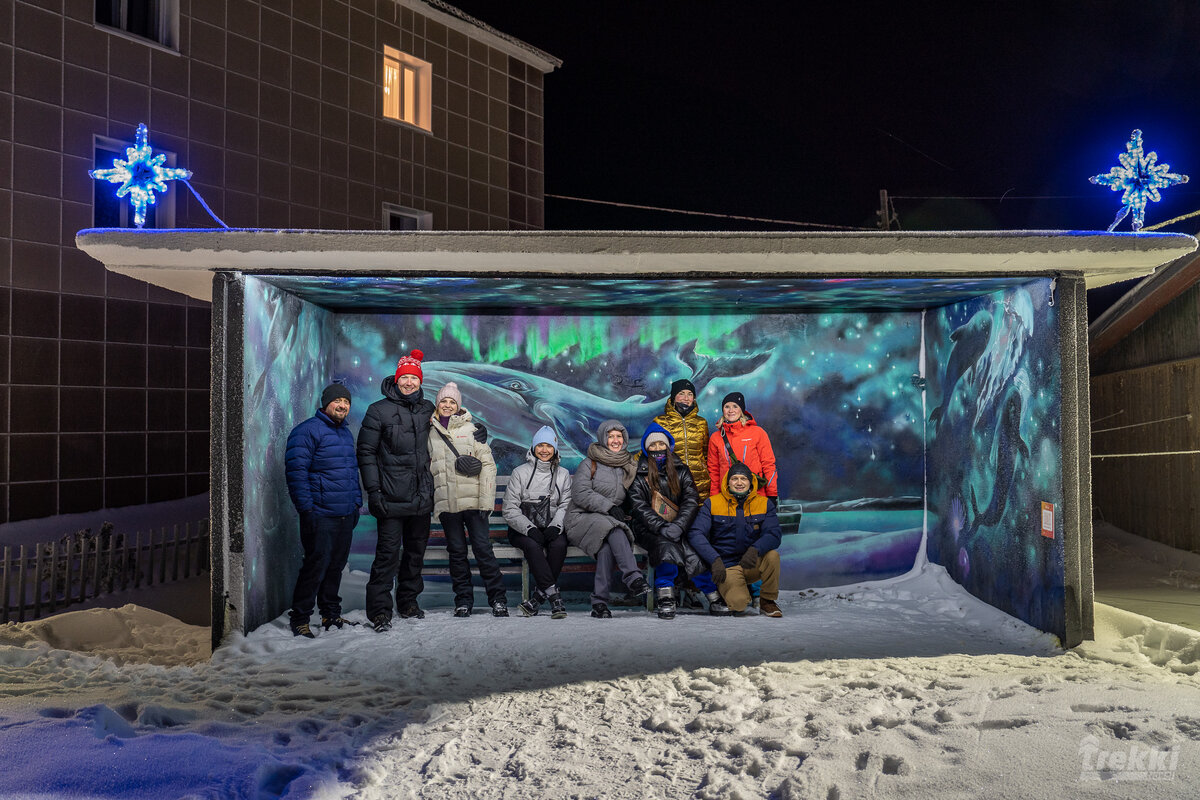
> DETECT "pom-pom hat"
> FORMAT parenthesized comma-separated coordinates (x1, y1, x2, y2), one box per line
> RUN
(395, 349, 424, 382)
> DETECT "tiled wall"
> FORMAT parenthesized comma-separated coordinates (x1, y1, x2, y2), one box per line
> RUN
(0, 0, 550, 522)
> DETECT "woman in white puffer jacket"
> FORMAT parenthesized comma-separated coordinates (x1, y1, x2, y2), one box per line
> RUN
(428, 382, 505, 617)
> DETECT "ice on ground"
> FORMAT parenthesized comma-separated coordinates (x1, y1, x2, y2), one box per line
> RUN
(0, 563, 1197, 799)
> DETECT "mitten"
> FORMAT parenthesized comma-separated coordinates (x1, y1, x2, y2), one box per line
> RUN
(368, 493, 387, 519)
(473, 422, 488, 443)
(739, 546, 759, 570)
(608, 504, 626, 521)
(545, 525, 563, 539)
(660, 523, 682, 542)
(710, 560, 727, 586)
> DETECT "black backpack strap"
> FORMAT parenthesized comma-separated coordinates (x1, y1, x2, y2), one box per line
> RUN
(435, 428, 462, 458)
(719, 427, 739, 464)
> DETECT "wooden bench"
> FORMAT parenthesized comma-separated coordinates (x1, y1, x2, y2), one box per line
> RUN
(422, 476, 654, 608)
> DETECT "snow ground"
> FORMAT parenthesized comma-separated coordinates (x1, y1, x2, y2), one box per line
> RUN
(1, 562, 1198, 799)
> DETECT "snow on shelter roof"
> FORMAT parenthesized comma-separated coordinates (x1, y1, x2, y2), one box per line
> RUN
(75, 229, 1198, 305)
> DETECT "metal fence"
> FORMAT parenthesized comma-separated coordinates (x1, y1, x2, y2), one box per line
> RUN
(1, 520, 210, 623)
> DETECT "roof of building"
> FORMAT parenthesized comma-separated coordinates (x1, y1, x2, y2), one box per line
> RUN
(1087, 248, 1200, 359)
(412, 0, 562, 71)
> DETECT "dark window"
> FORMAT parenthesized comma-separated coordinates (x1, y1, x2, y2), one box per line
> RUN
(95, 0, 178, 49)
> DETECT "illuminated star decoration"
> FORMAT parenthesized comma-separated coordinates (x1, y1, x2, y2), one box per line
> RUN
(1089, 129, 1188, 232)
(88, 123, 192, 228)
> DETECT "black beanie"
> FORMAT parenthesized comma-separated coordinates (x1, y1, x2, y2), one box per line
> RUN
(321, 383, 351, 409)
(670, 378, 697, 399)
(721, 391, 746, 413)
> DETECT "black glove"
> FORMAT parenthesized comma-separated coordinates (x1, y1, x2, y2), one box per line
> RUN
(368, 493, 387, 519)
(608, 504, 626, 521)
(545, 525, 562, 539)
(473, 422, 488, 443)
(660, 523, 682, 542)
(710, 560, 727, 586)
(740, 546, 759, 570)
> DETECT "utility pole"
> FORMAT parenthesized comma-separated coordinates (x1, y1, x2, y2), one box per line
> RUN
(877, 189, 892, 231)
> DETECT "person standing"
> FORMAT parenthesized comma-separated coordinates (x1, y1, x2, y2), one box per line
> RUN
(627, 422, 702, 619)
(688, 463, 784, 617)
(566, 419, 652, 618)
(358, 349, 436, 632)
(429, 381, 507, 618)
(503, 426, 572, 617)
(653, 378, 711, 497)
(284, 383, 361, 638)
(707, 391, 778, 499)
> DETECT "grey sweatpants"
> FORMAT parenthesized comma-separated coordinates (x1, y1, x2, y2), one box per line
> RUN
(591, 528, 641, 605)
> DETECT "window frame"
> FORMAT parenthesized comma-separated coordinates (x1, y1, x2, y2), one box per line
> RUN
(382, 45, 433, 132)
(94, 0, 180, 50)
(382, 203, 433, 231)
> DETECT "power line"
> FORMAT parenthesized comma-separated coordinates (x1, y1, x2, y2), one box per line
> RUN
(544, 193, 876, 230)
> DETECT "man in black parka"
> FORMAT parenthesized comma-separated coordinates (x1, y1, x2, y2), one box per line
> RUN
(358, 349, 436, 631)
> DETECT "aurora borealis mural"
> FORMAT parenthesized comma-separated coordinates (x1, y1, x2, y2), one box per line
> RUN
(924, 278, 1066, 638)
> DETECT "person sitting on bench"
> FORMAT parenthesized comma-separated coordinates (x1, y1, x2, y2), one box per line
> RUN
(503, 426, 572, 618)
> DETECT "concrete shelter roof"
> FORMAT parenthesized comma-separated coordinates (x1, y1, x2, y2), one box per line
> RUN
(75, 229, 1198, 304)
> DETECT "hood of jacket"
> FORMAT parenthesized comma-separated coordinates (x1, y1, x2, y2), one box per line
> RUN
(431, 407, 474, 435)
(719, 465, 762, 505)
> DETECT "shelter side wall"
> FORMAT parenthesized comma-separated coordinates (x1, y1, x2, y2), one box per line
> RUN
(1090, 359, 1200, 553)
(239, 277, 337, 633)
(330, 308, 924, 590)
(211, 273, 244, 650)
(924, 278, 1067, 639)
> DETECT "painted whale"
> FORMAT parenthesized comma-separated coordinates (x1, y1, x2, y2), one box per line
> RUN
(965, 390, 1029, 542)
(929, 310, 992, 428)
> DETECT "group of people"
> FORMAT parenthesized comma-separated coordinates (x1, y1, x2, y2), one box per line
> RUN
(283, 350, 786, 638)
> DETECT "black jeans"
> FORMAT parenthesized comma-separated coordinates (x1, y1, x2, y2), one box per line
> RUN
(290, 512, 357, 623)
(508, 526, 567, 593)
(442, 510, 506, 608)
(366, 514, 431, 621)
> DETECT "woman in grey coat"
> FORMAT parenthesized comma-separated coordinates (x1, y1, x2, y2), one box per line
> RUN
(503, 426, 572, 618)
(565, 419, 652, 618)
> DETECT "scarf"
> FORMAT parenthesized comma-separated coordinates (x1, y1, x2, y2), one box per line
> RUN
(586, 442, 638, 488)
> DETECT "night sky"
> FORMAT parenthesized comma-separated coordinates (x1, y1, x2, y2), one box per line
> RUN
(454, 1, 1200, 244)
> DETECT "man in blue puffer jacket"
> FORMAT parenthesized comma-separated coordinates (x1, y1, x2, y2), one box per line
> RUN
(285, 383, 362, 637)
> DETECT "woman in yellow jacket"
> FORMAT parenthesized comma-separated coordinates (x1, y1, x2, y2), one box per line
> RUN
(652, 379, 711, 496)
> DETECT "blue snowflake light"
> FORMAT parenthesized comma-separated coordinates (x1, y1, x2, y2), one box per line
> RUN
(89, 123, 192, 228)
(1089, 129, 1188, 232)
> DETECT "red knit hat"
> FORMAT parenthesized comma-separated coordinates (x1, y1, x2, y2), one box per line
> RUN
(395, 349, 424, 382)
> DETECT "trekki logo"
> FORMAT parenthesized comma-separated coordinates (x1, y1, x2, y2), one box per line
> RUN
(1079, 735, 1180, 782)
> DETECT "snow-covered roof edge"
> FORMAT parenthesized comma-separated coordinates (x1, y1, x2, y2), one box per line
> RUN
(75, 229, 1198, 304)
(403, 0, 561, 72)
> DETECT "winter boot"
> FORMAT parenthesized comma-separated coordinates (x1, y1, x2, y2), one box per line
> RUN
(454, 606, 472, 618)
(399, 604, 425, 619)
(591, 602, 612, 618)
(321, 616, 358, 631)
(626, 574, 651, 599)
(370, 614, 392, 633)
(290, 619, 315, 638)
(548, 592, 567, 619)
(520, 588, 547, 617)
(491, 600, 509, 617)
(706, 591, 732, 616)
(759, 599, 783, 618)
(655, 587, 676, 620)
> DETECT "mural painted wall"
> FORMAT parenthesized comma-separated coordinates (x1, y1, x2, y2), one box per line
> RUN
(924, 278, 1066, 638)
(242, 276, 336, 628)
(328, 310, 925, 589)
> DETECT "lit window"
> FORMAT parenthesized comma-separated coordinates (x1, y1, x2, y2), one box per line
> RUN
(93, 136, 178, 228)
(95, 0, 179, 49)
(382, 46, 432, 131)
(383, 203, 433, 231)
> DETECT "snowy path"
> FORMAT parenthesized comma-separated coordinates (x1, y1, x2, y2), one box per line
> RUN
(0, 565, 1198, 798)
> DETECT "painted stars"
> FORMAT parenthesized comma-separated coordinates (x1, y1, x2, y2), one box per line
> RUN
(89, 123, 192, 228)
(1090, 129, 1188, 232)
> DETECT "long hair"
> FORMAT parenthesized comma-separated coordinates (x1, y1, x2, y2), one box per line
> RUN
(645, 451, 681, 499)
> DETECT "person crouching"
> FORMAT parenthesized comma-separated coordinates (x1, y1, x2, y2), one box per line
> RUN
(687, 462, 784, 617)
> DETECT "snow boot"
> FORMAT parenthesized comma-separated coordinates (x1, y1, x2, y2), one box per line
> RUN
(454, 606, 472, 618)
(520, 588, 547, 617)
(321, 616, 357, 631)
(548, 592, 567, 619)
(491, 600, 509, 617)
(655, 587, 676, 620)
(591, 602, 612, 618)
(626, 574, 651, 599)
(370, 614, 392, 633)
(706, 591, 732, 616)
(290, 619, 315, 638)
(759, 599, 783, 618)
(399, 604, 425, 619)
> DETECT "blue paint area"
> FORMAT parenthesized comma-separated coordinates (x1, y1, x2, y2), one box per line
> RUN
(925, 278, 1066, 638)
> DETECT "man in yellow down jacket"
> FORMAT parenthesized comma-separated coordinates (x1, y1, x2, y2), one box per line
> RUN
(653, 379, 710, 496)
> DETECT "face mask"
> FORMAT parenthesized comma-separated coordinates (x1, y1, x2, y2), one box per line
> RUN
(651, 451, 668, 467)
(674, 401, 693, 415)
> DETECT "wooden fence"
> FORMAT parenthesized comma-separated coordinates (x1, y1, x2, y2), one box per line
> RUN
(1, 521, 210, 624)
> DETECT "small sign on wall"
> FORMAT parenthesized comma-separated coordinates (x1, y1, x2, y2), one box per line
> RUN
(1041, 502, 1055, 538)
